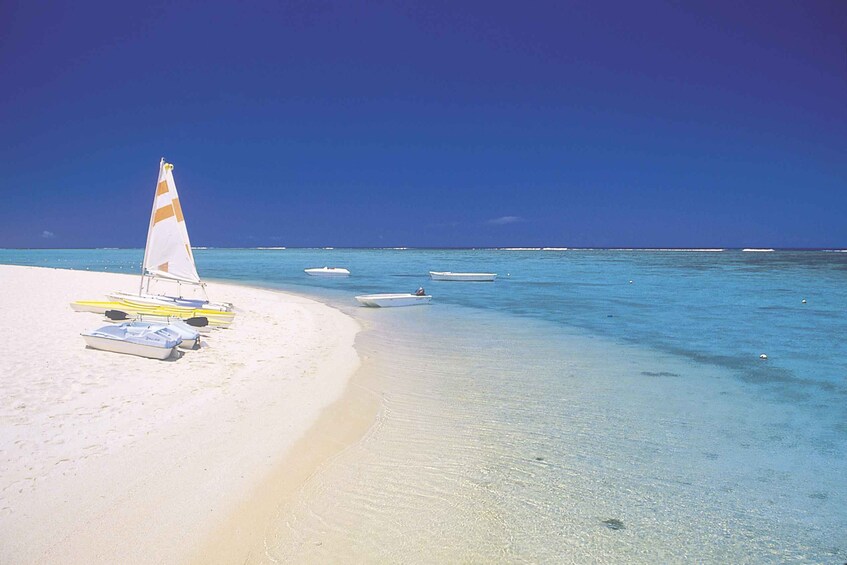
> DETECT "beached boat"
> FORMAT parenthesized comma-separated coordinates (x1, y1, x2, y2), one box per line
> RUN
(71, 300, 234, 327)
(81, 324, 181, 360)
(305, 267, 350, 277)
(429, 271, 497, 282)
(120, 320, 201, 349)
(108, 291, 233, 312)
(104, 307, 209, 325)
(114, 159, 233, 312)
(355, 293, 433, 307)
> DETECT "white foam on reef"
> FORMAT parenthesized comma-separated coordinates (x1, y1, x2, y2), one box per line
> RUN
(742, 248, 774, 252)
(644, 248, 724, 252)
(542, 247, 569, 251)
(498, 247, 542, 251)
(255, 247, 286, 250)
(601, 248, 726, 252)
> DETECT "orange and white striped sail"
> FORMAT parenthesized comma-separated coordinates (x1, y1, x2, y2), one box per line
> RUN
(141, 159, 201, 284)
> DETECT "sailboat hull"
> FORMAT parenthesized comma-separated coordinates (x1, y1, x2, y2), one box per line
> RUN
(71, 300, 234, 327)
(108, 292, 233, 312)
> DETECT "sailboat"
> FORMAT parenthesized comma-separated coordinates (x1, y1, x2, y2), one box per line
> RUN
(108, 159, 233, 312)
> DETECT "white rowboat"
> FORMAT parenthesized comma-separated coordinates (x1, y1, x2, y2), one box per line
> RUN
(429, 271, 497, 282)
(355, 294, 432, 307)
(81, 325, 181, 360)
(305, 267, 350, 276)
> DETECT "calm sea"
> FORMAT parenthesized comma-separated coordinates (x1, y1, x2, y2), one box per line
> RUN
(2, 248, 845, 562)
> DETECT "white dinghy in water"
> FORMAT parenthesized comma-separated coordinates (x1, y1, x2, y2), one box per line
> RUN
(305, 267, 350, 277)
(355, 293, 432, 307)
(81, 325, 181, 360)
(113, 159, 233, 312)
(429, 271, 497, 282)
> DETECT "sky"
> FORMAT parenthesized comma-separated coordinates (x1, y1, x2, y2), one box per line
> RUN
(0, 0, 845, 248)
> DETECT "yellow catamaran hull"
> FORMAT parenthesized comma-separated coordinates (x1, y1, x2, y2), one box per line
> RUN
(71, 300, 235, 327)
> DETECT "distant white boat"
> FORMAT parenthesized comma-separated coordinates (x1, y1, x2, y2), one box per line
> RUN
(355, 293, 432, 307)
(81, 324, 181, 360)
(305, 267, 350, 277)
(429, 271, 497, 282)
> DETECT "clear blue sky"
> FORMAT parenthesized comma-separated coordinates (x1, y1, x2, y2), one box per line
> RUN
(1, 0, 844, 248)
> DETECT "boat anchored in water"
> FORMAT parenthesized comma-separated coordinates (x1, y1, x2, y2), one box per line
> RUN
(81, 324, 182, 360)
(355, 293, 432, 307)
(305, 267, 350, 277)
(429, 271, 497, 282)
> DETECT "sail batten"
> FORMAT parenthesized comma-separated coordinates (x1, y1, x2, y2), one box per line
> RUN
(141, 159, 201, 285)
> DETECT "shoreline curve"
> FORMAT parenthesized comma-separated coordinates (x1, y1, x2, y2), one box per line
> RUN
(0, 264, 373, 565)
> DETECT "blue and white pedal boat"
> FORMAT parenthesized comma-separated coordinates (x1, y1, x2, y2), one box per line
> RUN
(81, 324, 182, 360)
(120, 320, 201, 350)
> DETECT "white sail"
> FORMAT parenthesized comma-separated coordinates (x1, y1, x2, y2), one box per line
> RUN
(141, 159, 201, 284)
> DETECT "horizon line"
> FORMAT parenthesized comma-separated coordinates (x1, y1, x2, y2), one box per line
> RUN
(1, 246, 846, 252)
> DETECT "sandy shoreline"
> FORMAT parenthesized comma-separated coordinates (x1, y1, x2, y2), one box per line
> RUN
(0, 265, 365, 564)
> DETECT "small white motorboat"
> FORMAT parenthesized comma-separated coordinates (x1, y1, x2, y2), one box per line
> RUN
(120, 320, 201, 350)
(305, 267, 350, 277)
(355, 293, 432, 307)
(81, 325, 181, 360)
(429, 271, 497, 282)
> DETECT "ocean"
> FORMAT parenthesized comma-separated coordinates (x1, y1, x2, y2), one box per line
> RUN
(2, 248, 845, 562)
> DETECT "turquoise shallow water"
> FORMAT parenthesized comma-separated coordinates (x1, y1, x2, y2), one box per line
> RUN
(1, 248, 845, 562)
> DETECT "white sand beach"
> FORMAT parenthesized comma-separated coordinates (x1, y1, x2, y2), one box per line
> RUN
(0, 265, 362, 564)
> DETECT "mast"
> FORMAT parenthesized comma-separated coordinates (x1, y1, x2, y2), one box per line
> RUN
(138, 158, 164, 295)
